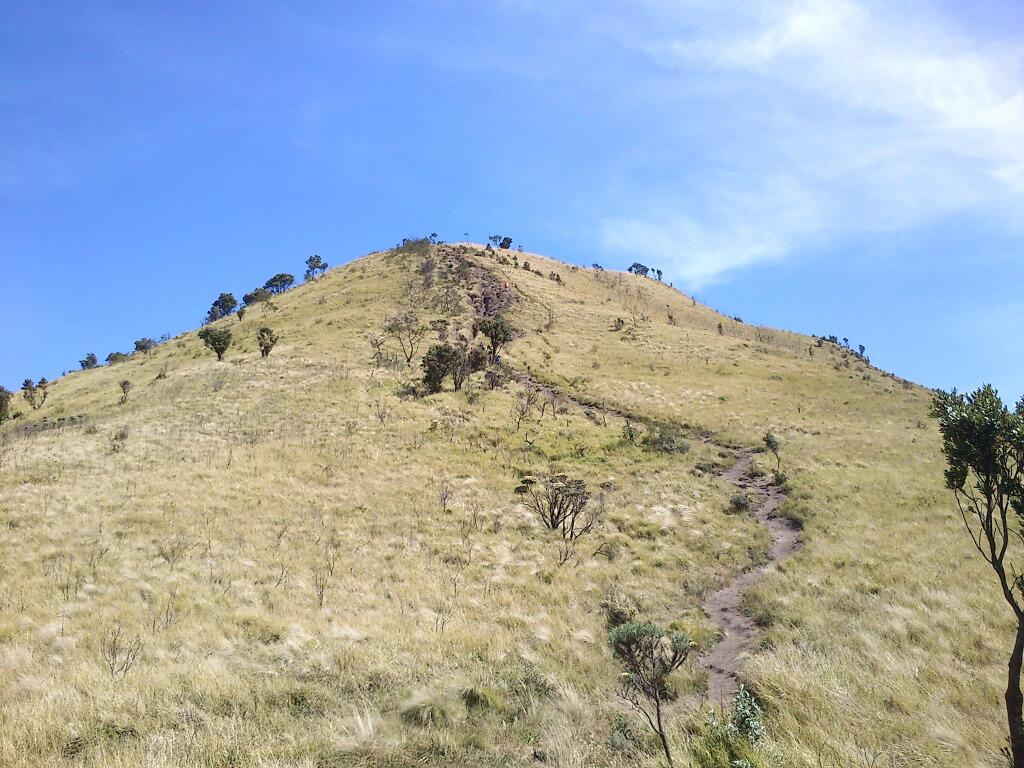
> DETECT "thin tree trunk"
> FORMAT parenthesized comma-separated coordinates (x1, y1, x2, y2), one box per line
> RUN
(1008, 619, 1024, 768)
(654, 696, 673, 767)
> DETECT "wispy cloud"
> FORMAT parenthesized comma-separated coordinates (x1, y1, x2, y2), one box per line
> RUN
(597, 0, 1024, 287)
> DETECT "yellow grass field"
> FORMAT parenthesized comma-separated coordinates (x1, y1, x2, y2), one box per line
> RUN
(0, 242, 1007, 766)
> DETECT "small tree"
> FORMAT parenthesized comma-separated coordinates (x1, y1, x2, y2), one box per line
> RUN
(384, 311, 427, 365)
(198, 328, 232, 361)
(106, 351, 130, 365)
(609, 622, 694, 767)
(475, 315, 514, 362)
(263, 273, 295, 294)
(80, 353, 98, 370)
(304, 254, 328, 281)
(134, 338, 157, 354)
(205, 293, 237, 324)
(0, 386, 11, 424)
(119, 380, 132, 405)
(22, 378, 48, 410)
(932, 386, 1024, 766)
(628, 262, 650, 277)
(763, 431, 781, 470)
(422, 344, 458, 393)
(488, 235, 513, 249)
(256, 327, 278, 358)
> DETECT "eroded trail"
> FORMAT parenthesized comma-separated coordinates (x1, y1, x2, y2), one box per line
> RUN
(504, 366, 802, 705)
(699, 450, 800, 704)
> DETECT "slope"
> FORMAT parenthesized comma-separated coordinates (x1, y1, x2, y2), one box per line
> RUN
(0, 241, 1006, 767)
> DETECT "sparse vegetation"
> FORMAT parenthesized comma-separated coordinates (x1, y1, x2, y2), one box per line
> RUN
(118, 379, 132, 405)
(0, 243, 999, 767)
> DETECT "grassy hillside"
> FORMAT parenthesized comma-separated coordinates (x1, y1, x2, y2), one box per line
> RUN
(0, 242, 1005, 767)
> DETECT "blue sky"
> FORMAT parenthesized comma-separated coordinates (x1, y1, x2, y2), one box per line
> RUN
(3, 0, 1023, 401)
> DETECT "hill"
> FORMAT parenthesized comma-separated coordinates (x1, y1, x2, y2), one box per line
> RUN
(0, 241, 1004, 767)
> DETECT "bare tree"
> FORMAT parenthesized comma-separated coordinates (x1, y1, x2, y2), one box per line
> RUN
(384, 311, 427, 365)
(515, 474, 601, 542)
(101, 625, 144, 679)
(511, 388, 539, 431)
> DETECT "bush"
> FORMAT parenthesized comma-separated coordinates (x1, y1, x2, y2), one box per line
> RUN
(421, 344, 458, 393)
(0, 387, 11, 424)
(198, 327, 232, 361)
(731, 685, 766, 742)
(641, 422, 689, 454)
(621, 420, 639, 444)
(421, 342, 487, 393)
(79, 353, 98, 370)
(762, 431, 781, 470)
(256, 327, 278, 358)
(118, 380, 132, 405)
(688, 686, 767, 768)
(729, 492, 752, 513)
(134, 338, 157, 354)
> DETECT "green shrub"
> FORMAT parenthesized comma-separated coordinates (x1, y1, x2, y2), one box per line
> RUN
(0, 387, 11, 424)
(256, 327, 278, 358)
(642, 422, 689, 454)
(729, 492, 752, 513)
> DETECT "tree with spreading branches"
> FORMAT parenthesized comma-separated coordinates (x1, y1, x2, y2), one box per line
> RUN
(384, 311, 427, 366)
(205, 293, 237, 324)
(198, 327, 232, 361)
(304, 254, 328, 281)
(932, 385, 1024, 766)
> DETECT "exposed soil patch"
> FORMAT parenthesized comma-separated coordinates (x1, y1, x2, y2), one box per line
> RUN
(699, 450, 800, 704)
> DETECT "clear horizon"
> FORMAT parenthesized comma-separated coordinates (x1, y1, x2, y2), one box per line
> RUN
(3, 1, 1022, 401)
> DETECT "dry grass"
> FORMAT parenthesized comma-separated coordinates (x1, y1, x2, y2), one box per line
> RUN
(0, 243, 1005, 766)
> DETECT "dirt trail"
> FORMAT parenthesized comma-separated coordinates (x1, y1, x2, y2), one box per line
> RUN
(699, 449, 800, 705)
(504, 366, 801, 705)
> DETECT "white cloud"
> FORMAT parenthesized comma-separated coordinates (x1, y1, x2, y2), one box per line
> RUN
(598, 0, 1024, 287)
